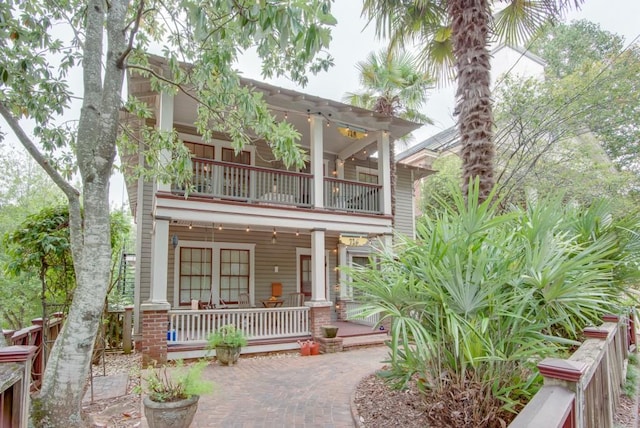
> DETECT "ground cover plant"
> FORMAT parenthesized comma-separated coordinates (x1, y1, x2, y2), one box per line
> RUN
(349, 182, 640, 427)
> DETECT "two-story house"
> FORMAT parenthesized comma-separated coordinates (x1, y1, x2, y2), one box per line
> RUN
(123, 57, 429, 364)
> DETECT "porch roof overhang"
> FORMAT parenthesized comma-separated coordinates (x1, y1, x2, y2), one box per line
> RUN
(133, 55, 423, 157)
(153, 192, 393, 236)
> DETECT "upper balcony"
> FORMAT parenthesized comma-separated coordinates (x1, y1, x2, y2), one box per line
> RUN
(174, 158, 382, 214)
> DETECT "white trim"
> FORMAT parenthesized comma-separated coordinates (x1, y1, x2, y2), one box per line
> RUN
(155, 197, 394, 235)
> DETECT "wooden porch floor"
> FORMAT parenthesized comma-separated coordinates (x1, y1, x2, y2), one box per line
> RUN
(167, 320, 388, 360)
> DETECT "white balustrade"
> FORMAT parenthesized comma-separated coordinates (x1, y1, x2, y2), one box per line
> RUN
(345, 301, 380, 327)
(167, 307, 310, 344)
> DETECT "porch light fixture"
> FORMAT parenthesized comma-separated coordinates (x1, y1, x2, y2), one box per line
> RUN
(218, 224, 223, 231)
(246, 226, 250, 232)
(188, 222, 193, 230)
(171, 234, 179, 249)
(272, 228, 277, 245)
(296, 230, 299, 237)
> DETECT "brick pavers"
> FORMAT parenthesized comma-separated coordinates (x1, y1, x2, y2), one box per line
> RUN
(191, 345, 388, 428)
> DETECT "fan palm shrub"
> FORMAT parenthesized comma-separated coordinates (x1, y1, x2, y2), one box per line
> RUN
(349, 181, 637, 425)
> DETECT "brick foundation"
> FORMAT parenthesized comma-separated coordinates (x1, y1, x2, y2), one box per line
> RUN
(309, 305, 332, 339)
(317, 336, 344, 353)
(336, 299, 348, 321)
(140, 305, 170, 367)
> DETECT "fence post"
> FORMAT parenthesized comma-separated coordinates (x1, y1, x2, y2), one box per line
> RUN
(537, 358, 586, 428)
(0, 345, 37, 428)
(123, 305, 134, 354)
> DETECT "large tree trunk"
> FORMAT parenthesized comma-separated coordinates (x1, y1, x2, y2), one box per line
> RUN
(31, 0, 126, 425)
(449, 0, 495, 203)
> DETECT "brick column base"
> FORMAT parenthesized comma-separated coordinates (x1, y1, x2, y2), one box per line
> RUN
(308, 303, 332, 339)
(317, 336, 344, 353)
(336, 299, 349, 321)
(140, 303, 170, 368)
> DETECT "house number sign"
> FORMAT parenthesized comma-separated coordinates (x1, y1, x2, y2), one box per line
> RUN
(339, 235, 368, 247)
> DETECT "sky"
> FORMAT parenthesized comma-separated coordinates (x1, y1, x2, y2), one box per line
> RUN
(238, 1, 640, 143)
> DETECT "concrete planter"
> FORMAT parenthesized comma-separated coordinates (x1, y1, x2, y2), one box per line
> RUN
(321, 325, 339, 338)
(143, 394, 199, 428)
(216, 344, 241, 365)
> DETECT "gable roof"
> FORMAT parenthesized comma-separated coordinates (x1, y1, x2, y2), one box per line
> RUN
(396, 126, 459, 162)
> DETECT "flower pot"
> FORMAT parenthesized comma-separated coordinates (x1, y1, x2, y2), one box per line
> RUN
(310, 341, 320, 355)
(300, 341, 311, 356)
(216, 344, 241, 365)
(321, 325, 339, 338)
(143, 394, 199, 428)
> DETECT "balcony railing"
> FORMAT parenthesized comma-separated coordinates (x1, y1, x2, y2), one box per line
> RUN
(323, 177, 381, 214)
(172, 158, 383, 214)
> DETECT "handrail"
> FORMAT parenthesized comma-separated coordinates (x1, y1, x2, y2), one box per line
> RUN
(509, 311, 635, 428)
(168, 306, 310, 343)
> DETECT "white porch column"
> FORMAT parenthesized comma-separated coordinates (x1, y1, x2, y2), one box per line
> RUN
(157, 90, 174, 192)
(310, 115, 324, 208)
(377, 130, 392, 216)
(149, 218, 170, 303)
(310, 228, 327, 302)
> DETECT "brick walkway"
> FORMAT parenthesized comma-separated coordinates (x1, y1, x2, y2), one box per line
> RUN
(190, 345, 388, 428)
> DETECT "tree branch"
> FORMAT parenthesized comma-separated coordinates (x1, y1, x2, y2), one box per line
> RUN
(117, 0, 145, 69)
(0, 102, 80, 202)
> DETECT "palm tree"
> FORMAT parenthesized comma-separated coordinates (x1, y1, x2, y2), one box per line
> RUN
(361, 0, 584, 202)
(343, 50, 433, 223)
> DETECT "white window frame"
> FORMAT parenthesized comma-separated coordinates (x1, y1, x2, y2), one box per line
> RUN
(172, 240, 214, 308)
(173, 241, 255, 307)
(177, 132, 256, 166)
(213, 242, 256, 306)
(355, 166, 379, 183)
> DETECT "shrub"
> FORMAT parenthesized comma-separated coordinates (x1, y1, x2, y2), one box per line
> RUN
(349, 181, 638, 425)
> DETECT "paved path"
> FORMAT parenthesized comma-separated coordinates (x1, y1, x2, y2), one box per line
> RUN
(192, 346, 388, 428)
(83, 372, 128, 403)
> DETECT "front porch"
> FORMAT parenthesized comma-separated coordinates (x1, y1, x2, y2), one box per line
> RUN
(165, 309, 388, 361)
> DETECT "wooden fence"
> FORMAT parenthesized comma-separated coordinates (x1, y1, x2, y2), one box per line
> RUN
(0, 313, 64, 428)
(510, 310, 636, 428)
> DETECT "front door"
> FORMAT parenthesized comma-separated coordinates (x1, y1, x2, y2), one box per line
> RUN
(299, 254, 312, 299)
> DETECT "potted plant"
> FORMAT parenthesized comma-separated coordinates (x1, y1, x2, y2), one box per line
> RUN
(140, 359, 213, 428)
(207, 324, 248, 365)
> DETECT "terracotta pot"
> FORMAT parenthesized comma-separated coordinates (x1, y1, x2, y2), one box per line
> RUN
(216, 344, 241, 365)
(310, 341, 320, 355)
(143, 394, 199, 428)
(300, 341, 311, 356)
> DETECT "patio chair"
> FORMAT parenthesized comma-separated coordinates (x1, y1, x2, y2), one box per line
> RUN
(198, 292, 215, 310)
(285, 292, 305, 307)
(238, 293, 253, 308)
